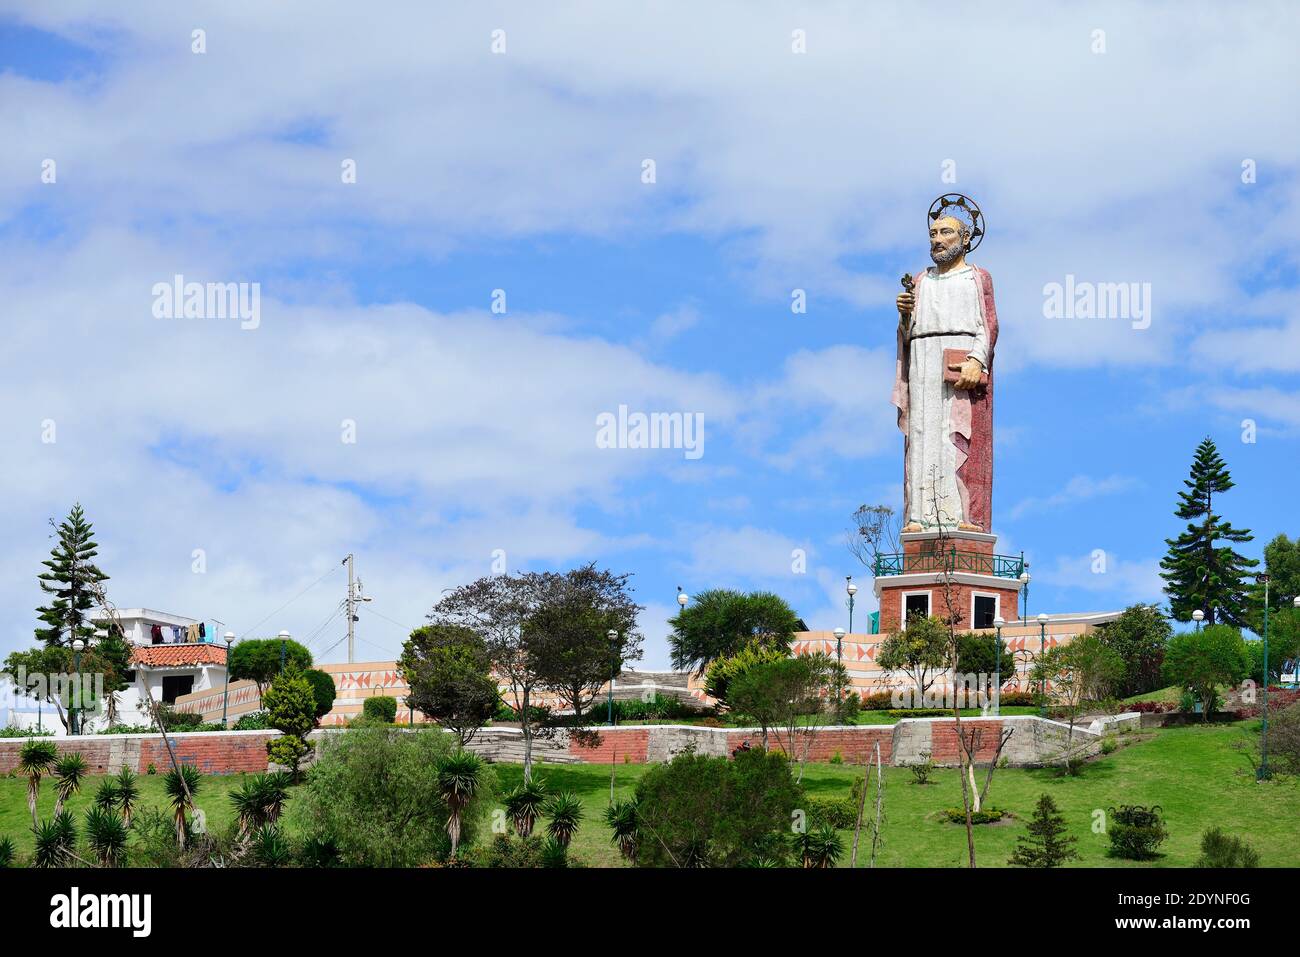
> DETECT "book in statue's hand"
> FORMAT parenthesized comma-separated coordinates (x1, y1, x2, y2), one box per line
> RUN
(942, 347, 989, 387)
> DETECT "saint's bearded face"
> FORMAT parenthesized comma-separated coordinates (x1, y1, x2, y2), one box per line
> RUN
(929, 215, 968, 265)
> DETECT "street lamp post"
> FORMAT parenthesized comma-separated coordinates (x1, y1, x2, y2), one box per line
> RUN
(1257, 575, 1271, 780)
(71, 639, 85, 735)
(1293, 596, 1300, 689)
(832, 626, 846, 712)
(1019, 571, 1031, 628)
(1037, 613, 1049, 716)
(278, 630, 290, 673)
(607, 629, 619, 726)
(1192, 608, 1204, 633)
(992, 616, 1005, 716)
(846, 577, 857, 634)
(222, 632, 235, 728)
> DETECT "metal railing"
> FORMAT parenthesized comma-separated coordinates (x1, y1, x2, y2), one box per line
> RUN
(874, 548, 1025, 580)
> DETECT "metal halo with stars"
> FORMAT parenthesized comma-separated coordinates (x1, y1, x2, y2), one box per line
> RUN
(928, 193, 985, 253)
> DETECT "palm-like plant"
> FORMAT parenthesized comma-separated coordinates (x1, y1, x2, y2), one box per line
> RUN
(115, 767, 139, 827)
(261, 771, 291, 825)
(0, 836, 15, 868)
(603, 798, 639, 863)
(793, 823, 845, 869)
(94, 779, 121, 811)
(250, 824, 293, 867)
(163, 764, 202, 848)
(436, 752, 484, 858)
(32, 819, 68, 868)
(504, 780, 548, 837)
(85, 806, 128, 867)
(231, 773, 292, 836)
(543, 791, 584, 849)
(52, 753, 87, 817)
(17, 740, 59, 828)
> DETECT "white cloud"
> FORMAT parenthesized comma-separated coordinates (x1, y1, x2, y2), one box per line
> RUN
(1006, 474, 1141, 521)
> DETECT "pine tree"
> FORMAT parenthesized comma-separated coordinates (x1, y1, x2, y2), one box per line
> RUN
(1159, 438, 1257, 627)
(1008, 793, 1078, 868)
(35, 504, 109, 648)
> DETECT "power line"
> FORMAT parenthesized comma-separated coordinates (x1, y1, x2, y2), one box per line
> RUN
(237, 564, 343, 640)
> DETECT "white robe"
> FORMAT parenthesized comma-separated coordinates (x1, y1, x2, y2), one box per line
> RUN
(905, 265, 988, 527)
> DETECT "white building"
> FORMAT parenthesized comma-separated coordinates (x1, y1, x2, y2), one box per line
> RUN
(98, 608, 230, 729)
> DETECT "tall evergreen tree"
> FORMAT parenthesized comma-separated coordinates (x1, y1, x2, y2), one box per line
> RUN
(35, 504, 109, 648)
(1159, 438, 1257, 627)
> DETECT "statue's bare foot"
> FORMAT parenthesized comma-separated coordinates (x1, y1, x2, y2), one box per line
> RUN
(902, 522, 923, 533)
(958, 522, 983, 532)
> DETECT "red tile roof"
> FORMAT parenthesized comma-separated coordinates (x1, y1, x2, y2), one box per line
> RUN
(130, 644, 228, 668)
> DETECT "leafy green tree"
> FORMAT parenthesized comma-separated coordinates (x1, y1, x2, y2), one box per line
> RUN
(704, 638, 788, 706)
(227, 638, 313, 694)
(1008, 794, 1078, 867)
(634, 747, 799, 867)
(954, 631, 1016, 688)
(728, 653, 836, 759)
(876, 614, 949, 705)
(669, 589, 801, 675)
(17, 739, 58, 828)
(1162, 625, 1251, 720)
(1249, 534, 1300, 626)
(1033, 635, 1124, 772)
(35, 504, 108, 648)
(289, 726, 496, 866)
(1246, 615, 1300, 686)
(1159, 438, 1257, 627)
(400, 623, 499, 743)
(527, 565, 643, 725)
(263, 668, 318, 778)
(301, 669, 336, 720)
(1093, 604, 1172, 697)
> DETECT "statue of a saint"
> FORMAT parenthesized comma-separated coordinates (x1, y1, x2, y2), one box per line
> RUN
(890, 195, 998, 533)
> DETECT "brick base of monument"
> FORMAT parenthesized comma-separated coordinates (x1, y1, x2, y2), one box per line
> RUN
(874, 527, 1024, 633)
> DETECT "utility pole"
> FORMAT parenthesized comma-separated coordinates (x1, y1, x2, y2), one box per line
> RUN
(342, 553, 370, 664)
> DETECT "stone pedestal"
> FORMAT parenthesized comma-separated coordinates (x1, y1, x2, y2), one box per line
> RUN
(873, 528, 1024, 633)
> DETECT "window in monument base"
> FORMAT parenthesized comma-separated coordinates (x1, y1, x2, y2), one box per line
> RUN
(971, 593, 999, 630)
(903, 591, 931, 624)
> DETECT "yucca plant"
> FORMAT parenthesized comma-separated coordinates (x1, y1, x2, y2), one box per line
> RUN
(543, 791, 584, 849)
(52, 753, 88, 817)
(603, 798, 639, 863)
(0, 836, 15, 868)
(17, 739, 59, 828)
(163, 764, 202, 848)
(793, 823, 845, 869)
(32, 818, 69, 868)
(231, 777, 267, 836)
(94, 779, 121, 811)
(250, 824, 293, 867)
(436, 751, 484, 858)
(115, 767, 139, 827)
(540, 836, 570, 869)
(504, 780, 548, 837)
(85, 806, 129, 867)
(260, 771, 291, 825)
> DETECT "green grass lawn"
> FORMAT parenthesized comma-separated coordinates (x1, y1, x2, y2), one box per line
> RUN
(496, 720, 1300, 868)
(3, 720, 1295, 867)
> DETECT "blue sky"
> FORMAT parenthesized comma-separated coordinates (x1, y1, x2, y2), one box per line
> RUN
(1, 2, 1297, 668)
